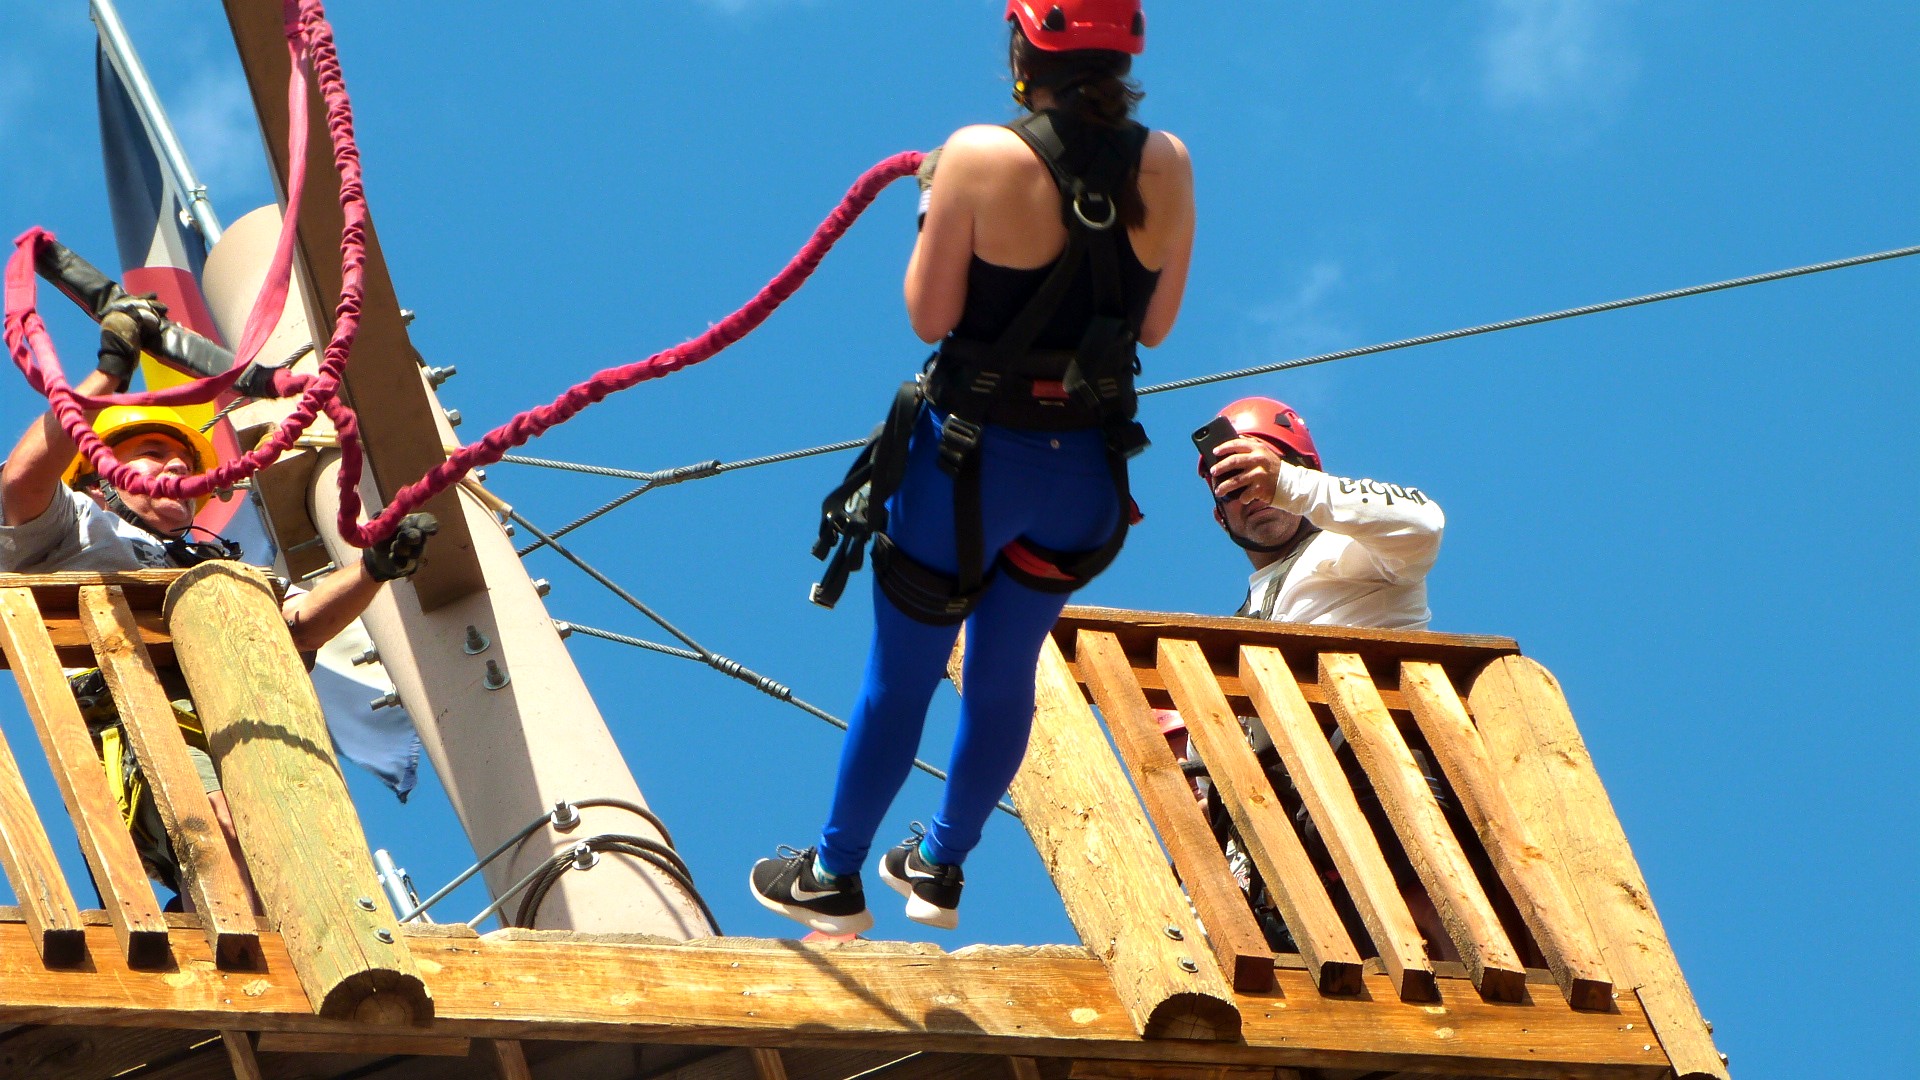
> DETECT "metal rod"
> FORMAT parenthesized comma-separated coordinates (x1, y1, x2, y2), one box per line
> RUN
(398, 808, 556, 922)
(90, 0, 224, 245)
(465, 856, 560, 930)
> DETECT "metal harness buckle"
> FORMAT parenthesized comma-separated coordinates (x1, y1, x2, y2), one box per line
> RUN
(937, 415, 984, 474)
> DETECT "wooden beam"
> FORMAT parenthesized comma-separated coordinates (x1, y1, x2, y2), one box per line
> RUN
(1156, 639, 1362, 996)
(78, 586, 260, 970)
(1070, 656, 1413, 715)
(490, 1038, 535, 1080)
(0, 1024, 217, 1079)
(1468, 657, 1725, 1080)
(1238, 646, 1434, 1003)
(254, 1029, 472, 1056)
(1318, 654, 1525, 1004)
(220, 1030, 263, 1080)
(1068, 1064, 1277, 1080)
(1055, 609, 1518, 688)
(1076, 631, 1276, 992)
(751, 1047, 792, 1080)
(1008, 1057, 1045, 1080)
(219, 0, 481, 609)
(0, 587, 170, 968)
(1399, 662, 1611, 1011)
(0, 924, 1671, 1078)
(162, 563, 429, 1025)
(985, 634, 1240, 1041)
(0, 716, 85, 967)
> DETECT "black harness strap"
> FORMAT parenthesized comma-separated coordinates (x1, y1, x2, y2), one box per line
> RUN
(811, 111, 1152, 620)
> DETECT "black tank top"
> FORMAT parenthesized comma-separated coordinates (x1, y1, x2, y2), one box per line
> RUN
(950, 237, 1162, 352)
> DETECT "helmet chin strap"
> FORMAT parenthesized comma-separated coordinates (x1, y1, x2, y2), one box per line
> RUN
(90, 478, 242, 564)
(93, 477, 171, 539)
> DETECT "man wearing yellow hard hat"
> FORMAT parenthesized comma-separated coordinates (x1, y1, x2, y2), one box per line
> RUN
(0, 319, 437, 904)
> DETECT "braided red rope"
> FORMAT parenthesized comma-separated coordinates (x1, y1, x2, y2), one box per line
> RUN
(4, 0, 920, 548)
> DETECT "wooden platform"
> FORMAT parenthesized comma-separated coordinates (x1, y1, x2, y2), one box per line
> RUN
(0, 576, 1726, 1079)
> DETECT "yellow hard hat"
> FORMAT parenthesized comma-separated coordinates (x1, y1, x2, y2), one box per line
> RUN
(63, 405, 221, 510)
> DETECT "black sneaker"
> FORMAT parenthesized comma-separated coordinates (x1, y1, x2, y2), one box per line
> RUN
(878, 830, 964, 930)
(750, 846, 873, 935)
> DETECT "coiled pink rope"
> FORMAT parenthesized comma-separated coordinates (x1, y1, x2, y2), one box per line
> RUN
(4, 0, 921, 547)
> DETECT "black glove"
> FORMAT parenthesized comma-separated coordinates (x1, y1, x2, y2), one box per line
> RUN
(96, 293, 166, 389)
(362, 513, 439, 582)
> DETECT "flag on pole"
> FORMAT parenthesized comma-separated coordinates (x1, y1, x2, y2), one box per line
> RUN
(95, 33, 422, 798)
(96, 42, 246, 533)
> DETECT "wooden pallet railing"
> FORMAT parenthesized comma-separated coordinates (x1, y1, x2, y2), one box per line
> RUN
(0, 569, 428, 1026)
(990, 606, 1727, 1078)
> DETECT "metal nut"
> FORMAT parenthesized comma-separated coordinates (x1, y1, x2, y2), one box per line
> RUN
(1163, 925, 1184, 941)
(484, 660, 510, 690)
(1177, 956, 1198, 973)
(356, 896, 376, 912)
(374, 928, 395, 944)
(463, 625, 490, 654)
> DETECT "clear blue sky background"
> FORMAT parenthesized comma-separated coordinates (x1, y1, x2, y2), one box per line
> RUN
(1, 3, 1915, 1074)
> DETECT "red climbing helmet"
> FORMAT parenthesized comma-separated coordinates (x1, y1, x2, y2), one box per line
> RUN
(1202, 397, 1323, 473)
(1007, 1, 1146, 55)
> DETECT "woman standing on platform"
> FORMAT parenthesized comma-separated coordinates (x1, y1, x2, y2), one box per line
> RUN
(753, 0, 1194, 934)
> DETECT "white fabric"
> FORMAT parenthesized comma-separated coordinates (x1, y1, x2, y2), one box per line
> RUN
(0, 488, 175, 572)
(1244, 462, 1444, 631)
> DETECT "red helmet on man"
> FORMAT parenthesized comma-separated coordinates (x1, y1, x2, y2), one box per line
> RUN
(1204, 397, 1322, 473)
(1007, 1, 1146, 55)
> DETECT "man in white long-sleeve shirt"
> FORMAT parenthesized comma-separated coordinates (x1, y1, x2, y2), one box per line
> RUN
(1186, 395, 1456, 959)
(1200, 396, 1443, 629)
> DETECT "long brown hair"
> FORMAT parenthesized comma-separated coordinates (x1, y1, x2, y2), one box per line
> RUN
(1010, 27, 1147, 228)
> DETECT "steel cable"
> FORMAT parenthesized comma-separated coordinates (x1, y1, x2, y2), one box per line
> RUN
(499, 244, 1919, 492)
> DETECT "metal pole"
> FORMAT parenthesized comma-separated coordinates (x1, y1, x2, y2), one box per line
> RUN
(90, 0, 225, 246)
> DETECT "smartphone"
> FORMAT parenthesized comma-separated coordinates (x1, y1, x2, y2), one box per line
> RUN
(1192, 417, 1240, 477)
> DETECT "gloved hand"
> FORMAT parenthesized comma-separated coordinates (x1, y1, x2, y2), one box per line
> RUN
(96, 293, 167, 389)
(362, 513, 439, 582)
(916, 146, 944, 230)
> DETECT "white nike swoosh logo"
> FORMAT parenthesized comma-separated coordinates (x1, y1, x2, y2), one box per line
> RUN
(905, 867, 940, 882)
(789, 881, 839, 901)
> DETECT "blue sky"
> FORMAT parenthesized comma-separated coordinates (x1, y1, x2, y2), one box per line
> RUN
(1, 2, 1916, 1074)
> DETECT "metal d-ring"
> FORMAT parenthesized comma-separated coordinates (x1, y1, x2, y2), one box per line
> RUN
(1072, 193, 1118, 231)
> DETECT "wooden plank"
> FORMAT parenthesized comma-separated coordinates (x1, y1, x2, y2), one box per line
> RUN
(0, 924, 1671, 1079)
(78, 585, 260, 969)
(1317, 654, 1525, 1003)
(220, 1030, 263, 1080)
(1076, 656, 1409, 714)
(967, 633, 1239, 1041)
(254, 1030, 472, 1056)
(0, 1024, 217, 1080)
(0, 586, 170, 968)
(1400, 662, 1612, 1011)
(1238, 646, 1435, 1003)
(751, 1047, 792, 1080)
(162, 564, 429, 1025)
(0, 717, 85, 966)
(220, 0, 482, 611)
(1468, 657, 1725, 1080)
(1077, 630, 1276, 992)
(1069, 1063, 1277, 1080)
(489, 1039, 534, 1080)
(1009, 1057, 1045, 1080)
(1056, 608, 1518, 689)
(1156, 638, 1362, 996)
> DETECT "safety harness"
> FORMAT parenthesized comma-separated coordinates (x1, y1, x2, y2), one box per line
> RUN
(813, 110, 1151, 624)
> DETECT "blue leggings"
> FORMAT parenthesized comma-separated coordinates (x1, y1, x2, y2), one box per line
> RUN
(816, 411, 1119, 875)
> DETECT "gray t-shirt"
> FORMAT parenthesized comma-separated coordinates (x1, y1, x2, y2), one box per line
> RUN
(0, 488, 176, 572)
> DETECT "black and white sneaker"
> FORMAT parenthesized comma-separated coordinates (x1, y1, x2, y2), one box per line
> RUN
(878, 830, 964, 930)
(750, 846, 873, 935)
